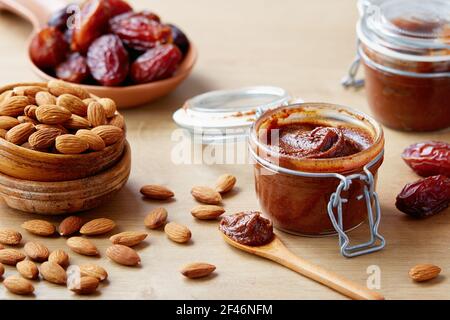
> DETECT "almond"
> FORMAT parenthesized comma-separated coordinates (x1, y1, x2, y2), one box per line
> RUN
(87, 101, 107, 127)
(57, 93, 87, 116)
(0, 116, 20, 129)
(0, 90, 14, 105)
(180, 262, 216, 279)
(40, 261, 67, 285)
(35, 105, 72, 124)
(191, 205, 225, 220)
(0, 249, 26, 265)
(164, 222, 191, 244)
(35, 123, 68, 134)
(91, 125, 123, 145)
(69, 275, 99, 295)
(35, 91, 56, 106)
(215, 174, 237, 193)
(106, 244, 141, 266)
(4, 275, 34, 295)
(66, 237, 99, 256)
(80, 218, 116, 236)
(0, 228, 22, 245)
(63, 114, 91, 129)
(48, 79, 90, 99)
(24, 241, 50, 262)
(17, 115, 38, 125)
(6, 122, 36, 145)
(16, 260, 39, 280)
(13, 85, 47, 96)
(48, 249, 70, 269)
(79, 263, 108, 281)
(75, 129, 105, 151)
(0, 95, 29, 116)
(83, 98, 97, 105)
(98, 98, 117, 118)
(0, 128, 6, 139)
(409, 264, 441, 282)
(110, 231, 148, 247)
(28, 127, 61, 149)
(109, 113, 125, 129)
(0, 262, 4, 277)
(144, 207, 168, 229)
(55, 134, 89, 154)
(24, 105, 38, 118)
(59, 216, 84, 236)
(140, 185, 174, 200)
(191, 186, 222, 204)
(21, 219, 55, 236)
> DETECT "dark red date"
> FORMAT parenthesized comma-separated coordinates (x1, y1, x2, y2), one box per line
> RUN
(402, 141, 450, 177)
(56, 53, 90, 84)
(29, 27, 69, 69)
(130, 44, 182, 84)
(396, 175, 450, 218)
(87, 34, 129, 86)
(168, 24, 190, 56)
(105, 0, 133, 17)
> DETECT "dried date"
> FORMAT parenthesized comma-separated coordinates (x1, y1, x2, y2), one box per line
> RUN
(29, 27, 69, 69)
(169, 24, 190, 56)
(47, 4, 74, 31)
(105, 0, 133, 17)
(396, 175, 450, 218)
(87, 34, 129, 86)
(130, 44, 182, 84)
(56, 53, 90, 84)
(402, 141, 450, 177)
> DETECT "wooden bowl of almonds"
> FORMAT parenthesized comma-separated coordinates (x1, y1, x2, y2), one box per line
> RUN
(0, 81, 126, 182)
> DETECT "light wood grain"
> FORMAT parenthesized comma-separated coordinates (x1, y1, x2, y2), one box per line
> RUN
(0, 0, 449, 300)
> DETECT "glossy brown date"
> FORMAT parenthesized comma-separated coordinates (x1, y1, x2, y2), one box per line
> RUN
(402, 141, 450, 177)
(29, 27, 69, 69)
(56, 53, 90, 84)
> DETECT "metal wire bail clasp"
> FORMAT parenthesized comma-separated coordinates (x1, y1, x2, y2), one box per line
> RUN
(326, 151, 385, 258)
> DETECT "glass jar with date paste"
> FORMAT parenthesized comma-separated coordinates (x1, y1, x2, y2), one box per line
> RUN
(249, 103, 385, 257)
(344, 0, 450, 131)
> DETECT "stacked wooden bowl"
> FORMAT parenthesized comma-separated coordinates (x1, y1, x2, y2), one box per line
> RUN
(0, 82, 131, 215)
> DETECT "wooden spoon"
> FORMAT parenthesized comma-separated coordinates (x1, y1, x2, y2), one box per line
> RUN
(222, 233, 385, 300)
(0, 0, 197, 108)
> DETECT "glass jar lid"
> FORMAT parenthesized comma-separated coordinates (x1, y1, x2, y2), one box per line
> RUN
(172, 86, 292, 143)
(357, 0, 450, 61)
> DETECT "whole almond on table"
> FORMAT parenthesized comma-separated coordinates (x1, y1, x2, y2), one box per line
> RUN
(91, 125, 124, 146)
(0, 262, 4, 276)
(35, 105, 72, 124)
(64, 114, 91, 130)
(140, 185, 174, 200)
(106, 244, 141, 266)
(87, 101, 107, 127)
(181, 262, 216, 279)
(98, 98, 117, 118)
(80, 218, 116, 236)
(0, 228, 22, 245)
(191, 205, 225, 220)
(76, 129, 105, 151)
(22, 219, 55, 236)
(24, 241, 50, 262)
(110, 231, 148, 247)
(0, 95, 30, 116)
(49, 249, 70, 269)
(4, 275, 34, 295)
(24, 105, 38, 118)
(164, 222, 192, 244)
(67, 237, 99, 256)
(409, 264, 441, 282)
(79, 263, 108, 281)
(59, 216, 84, 236)
(0, 248, 26, 265)
(68, 275, 100, 295)
(6, 122, 36, 145)
(55, 134, 89, 154)
(144, 207, 168, 229)
(57, 93, 87, 116)
(48, 79, 90, 99)
(109, 113, 125, 129)
(28, 127, 61, 149)
(35, 91, 56, 106)
(191, 186, 222, 205)
(0, 115, 20, 129)
(16, 260, 39, 280)
(40, 261, 67, 285)
(215, 174, 237, 193)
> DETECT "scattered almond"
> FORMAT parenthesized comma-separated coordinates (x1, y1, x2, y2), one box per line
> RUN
(106, 244, 141, 266)
(48, 249, 70, 269)
(144, 207, 168, 229)
(24, 241, 50, 262)
(80, 218, 116, 236)
(55, 134, 89, 154)
(0, 228, 22, 245)
(191, 186, 222, 205)
(68, 275, 100, 295)
(21, 219, 55, 236)
(35, 91, 56, 106)
(6, 122, 36, 145)
(40, 261, 67, 285)
(79, 263, 108, 281)
(87, 101, 107, 127)
(35, 105, 72, 124)
(0, 115, 20, 129)
(28, 127, 61, 149)
(0, 248, 26, 265)
(215, 174, 237, 193)
(48, 79, 90, 99)
(16, 260, 39, 280)
(409, 264, 441, 282)
(110, 231, 148, 247)
(91, 125, 123, 145)
(59, 216, 84, 236)
(181, 262, 216, 279)
(140, 185, 174, 200)
(67, 237, 99, 256)
(0, 95, 30, 117)
(98, 98, 116, 118)
(191, 205, 225, 220)
(76, 129, 105, 151)
(164, 222, 191, 244)
(4, 275, 34, 295)
(57, 93, 87, 116)
(63, 114, 91, 129)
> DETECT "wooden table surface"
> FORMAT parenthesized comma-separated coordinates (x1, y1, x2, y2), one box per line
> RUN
(0, 0, 449, 300)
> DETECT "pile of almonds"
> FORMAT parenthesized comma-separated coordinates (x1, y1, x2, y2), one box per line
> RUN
(0, 80, 124, 154)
